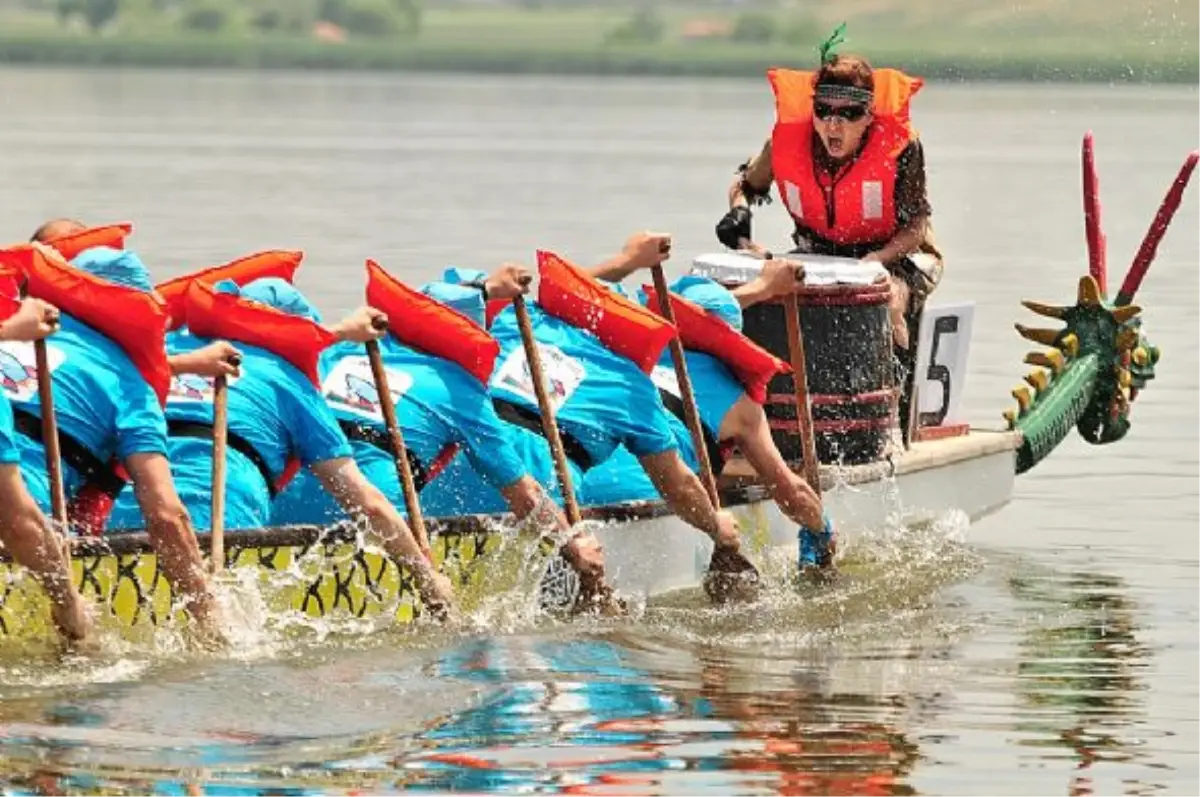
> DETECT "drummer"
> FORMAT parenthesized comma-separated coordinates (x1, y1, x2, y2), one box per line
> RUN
(715, 23, 943, 354)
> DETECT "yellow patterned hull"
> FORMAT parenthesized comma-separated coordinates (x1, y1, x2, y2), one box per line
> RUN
(0, 525, 509, 644)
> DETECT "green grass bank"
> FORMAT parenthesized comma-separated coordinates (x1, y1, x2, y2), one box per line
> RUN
(0, 4, 1196, 84)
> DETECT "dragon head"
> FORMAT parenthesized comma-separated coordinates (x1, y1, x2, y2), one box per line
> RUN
(1004, 134, 1194, 473)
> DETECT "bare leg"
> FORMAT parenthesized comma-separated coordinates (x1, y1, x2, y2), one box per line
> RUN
(0, 465, 92, 643)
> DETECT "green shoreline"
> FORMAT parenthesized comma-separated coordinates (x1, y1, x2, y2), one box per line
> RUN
(0, 33, 1196, 84)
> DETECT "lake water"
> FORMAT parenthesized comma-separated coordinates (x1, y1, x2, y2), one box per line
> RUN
(0, 68, 1196, 795)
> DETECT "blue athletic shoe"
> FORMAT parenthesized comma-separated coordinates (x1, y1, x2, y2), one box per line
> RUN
(797, 514, 835, 570)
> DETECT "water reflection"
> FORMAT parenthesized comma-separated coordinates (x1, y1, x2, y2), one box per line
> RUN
(1008, 569, 1156, 796)
(396, 634, 925, 795)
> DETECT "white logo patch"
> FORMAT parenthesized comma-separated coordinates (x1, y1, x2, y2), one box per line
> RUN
(0, 341, 65, 403)
(862, 180, 884, 220)
(322, 355, 413, 422)
(168, 369, 244, 405)
(649, 364, 680, 399)
(783, 180, 804, 219)
(493, 343, 586, 412)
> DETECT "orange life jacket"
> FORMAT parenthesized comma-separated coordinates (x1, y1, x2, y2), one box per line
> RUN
(0, 244, 172, 405)
(768, 67, 922, 248)
(0, 262, 20, 321)
(42, 222, 134, 262)
(364, 259, 500, 385)
(536, 250, 677, 374)
(185, 280, 335, 388)
(0, 244, 169, 536)
(157, 249, 304, 331)
(185, 280, 336, 493)
(641, 285, 790, 404)
(485, 298, 511, 327)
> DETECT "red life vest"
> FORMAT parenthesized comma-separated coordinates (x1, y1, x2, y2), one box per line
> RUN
(185, 280, 336, 494)
(157, 249, 304, 331)
(42, 223, 134, 262)
(485, 298, 511, 327)
(1, 244, 172, 405)
(768, 68, 922, 248)
(641, 285, 790, 404)
(536, 250, 676, 374)
(185, 280, 335, 388)
(0, 262, 20, 321)
(0, 244, 169, 537)
(364, 259, 500, 385)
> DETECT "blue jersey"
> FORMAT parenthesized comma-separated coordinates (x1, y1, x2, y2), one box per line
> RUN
(108, 330, 352, 532)
(0, 315, 167, 514)
(0, 393, 17, 466)
(581, 349, 744, 506)
(270, 337, 526, 526)
(421, 301, 678, 517)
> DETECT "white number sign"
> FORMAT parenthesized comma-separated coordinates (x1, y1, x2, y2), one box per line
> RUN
(911, 302, 974, 428)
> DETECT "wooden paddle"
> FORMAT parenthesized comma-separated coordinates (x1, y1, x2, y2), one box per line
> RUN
(34, 339, 68, 529)
(648, 263, 761, 603)
(363, 316, 433, 560)
(208, 356, 237, 574)
(512, 295, 581, 526)
(737, 239, 821, 495)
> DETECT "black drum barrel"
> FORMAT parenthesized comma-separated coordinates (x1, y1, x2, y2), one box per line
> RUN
(731, 280, 895, 467)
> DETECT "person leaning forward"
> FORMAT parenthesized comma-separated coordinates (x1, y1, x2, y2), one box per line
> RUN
(715, 23, 944, 354)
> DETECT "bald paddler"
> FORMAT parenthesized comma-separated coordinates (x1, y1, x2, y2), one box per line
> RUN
(421, 232, 745, 563)
(30, 218, 243, 383)
(269, 263, 606, 597)
(0, 244, 225, 644)
(0, 290, 93, 644)
(580, 269, 836, 572)
(106, 277, 454, 611)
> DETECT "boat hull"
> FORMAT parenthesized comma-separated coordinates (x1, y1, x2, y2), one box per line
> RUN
(0, 430, 1020, 642)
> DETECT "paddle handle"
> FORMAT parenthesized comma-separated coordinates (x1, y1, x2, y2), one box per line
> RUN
(365, 336, 431, 557)
(783, 293, 821, 496)
(34, 339, 68, 528)
(513, 295, 581, 526)
(650, 264, 720, 508)
(210, 373, 228, 572)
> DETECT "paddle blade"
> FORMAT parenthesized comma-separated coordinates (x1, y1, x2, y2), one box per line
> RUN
(703, 547, 762, 604)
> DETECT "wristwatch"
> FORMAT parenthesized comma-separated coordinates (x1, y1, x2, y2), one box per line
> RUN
(462, 277, 490, 301)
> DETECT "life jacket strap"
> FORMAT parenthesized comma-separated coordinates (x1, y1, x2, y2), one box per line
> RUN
(657, 389, 728, 477)
(337, 419, 436, 492)
(492, 397, 596, 472)
(11, 408, 127, 499)
(167, 420, 279, 498)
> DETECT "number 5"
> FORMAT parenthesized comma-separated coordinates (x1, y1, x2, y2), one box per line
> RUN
(918, 315, 958, 427)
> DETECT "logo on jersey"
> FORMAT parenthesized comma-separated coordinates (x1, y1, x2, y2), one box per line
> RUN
(167, 369, 243, 404)
(492, 343, 586, 412)
(0, 342, 65, 403)
(649, 364, 680, 398)
(322, 356, 412, 421)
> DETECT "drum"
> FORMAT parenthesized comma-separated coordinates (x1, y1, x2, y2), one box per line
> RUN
(692, 253, 895, 468)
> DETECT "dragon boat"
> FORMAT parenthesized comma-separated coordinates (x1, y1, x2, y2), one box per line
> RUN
(0, 135, 1194, 643)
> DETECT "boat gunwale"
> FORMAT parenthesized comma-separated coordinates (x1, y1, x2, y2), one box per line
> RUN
(0, 429, 1020, 562)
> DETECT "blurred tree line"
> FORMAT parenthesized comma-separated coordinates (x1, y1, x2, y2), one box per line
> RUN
(45, 0, 421, 37)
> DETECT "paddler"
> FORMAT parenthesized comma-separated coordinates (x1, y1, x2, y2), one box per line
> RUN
(715, 23, 943, 353)
(420, 232, 746, 565)
(105, 277, 455, 612)
(0, 243, 225, 644)
(580, 265, 836, 572)
(0, 288, 93, 644)
(268, 261, 608, 602)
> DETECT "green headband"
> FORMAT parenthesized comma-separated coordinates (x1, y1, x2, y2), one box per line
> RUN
(817, 21, 847, 66)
